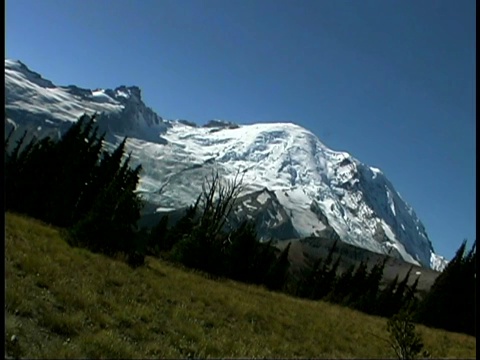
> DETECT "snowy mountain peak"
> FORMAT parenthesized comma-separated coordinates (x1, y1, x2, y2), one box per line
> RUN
(139, 119, 442, 268)
(203, 119, 239, 129)
(4, 59, 449, 271)
(5, 59, 167, 143)
(5, 59, 56, 89)
(107, 85, 142, 101)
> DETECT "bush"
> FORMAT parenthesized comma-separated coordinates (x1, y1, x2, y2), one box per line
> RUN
(386, 307, 425, 360)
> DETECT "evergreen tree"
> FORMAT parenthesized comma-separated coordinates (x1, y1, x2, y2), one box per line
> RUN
(20, 136, 58, 219)
(296, 255, 323, 299)
(377, 275, 399, 317)
(166, 195, 201, 250)
(69, 138, 144, 259)
(344, 259, 369, 309)
(296, 241, 340, 300)
(250, 239, 278, 285)
(403, 275, 420, 313)
(326, 263, 355, 304)
(147, 215, 170, 255)
(460, 239, 476, 336)
(330, 255, 342, 280)
(387, 307, 425, 360)
(5, 132, 45, 214)
(356, 257, 387, 314)
(390, 267, 413, 315)
(416, 239, 476, 336)
(71, 131, 107, 221)
(265, 242, 291, 291)
(5, 130, 28, 211)
(6, 112, 146, 265)
(44, 114, 104, 227)
(171, 171, 244, 276)
(315, 241, 341, 300)
(7, 129, 28, 165)
(4, 125, 15, 152)
(225, 220, 260, 283)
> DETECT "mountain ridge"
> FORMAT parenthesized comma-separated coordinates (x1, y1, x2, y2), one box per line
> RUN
(4, 58, 448, 271)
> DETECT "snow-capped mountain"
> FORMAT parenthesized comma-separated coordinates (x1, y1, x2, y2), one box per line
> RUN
(4, 59, 448, 271)
(5, 59, 168, 143)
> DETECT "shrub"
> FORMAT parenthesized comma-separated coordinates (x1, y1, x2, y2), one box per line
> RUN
(386, 307, 426, 360)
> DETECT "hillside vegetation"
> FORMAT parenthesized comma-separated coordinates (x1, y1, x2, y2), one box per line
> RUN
(5, 213, 476, 359)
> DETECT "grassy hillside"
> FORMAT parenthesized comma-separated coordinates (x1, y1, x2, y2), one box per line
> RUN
(5, 212, 476, 358)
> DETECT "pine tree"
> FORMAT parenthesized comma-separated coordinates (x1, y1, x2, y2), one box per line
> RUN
(344, 259, 369, 309)
(72, 131, 107, 222)
(390, 267, 413, 315)
(45, 114, 105, 227)
(6, 112, 146, 265)
(5, 132, 42, 214)
(171, 171, 243, 276)
(252, 239, 278, 285)
(21, 136, 58, 219)
(326, 255, 342, 294)
(296, 241, 340, 301)
(416, 239, 476, 336)
(315, 241, 341, 300)
(403, 275, 420, 314)
(69, 139, 144, 259)
(4, 125, 15, 152)
(377, 275, 399, 317)
(167, 195, 201, 250)
(5, 130, 27, 211)
(460, 239, 476, 335)
(386, 307, 425, 360)
(326, 263, 355, 304)
(225, 220, 260, 283)
(265, 242, 291, 291)
(147, 215, 170, 255)
(297, 255, 323, 299)
(7, 129, 29, 165)
(357, 257, 387, 314)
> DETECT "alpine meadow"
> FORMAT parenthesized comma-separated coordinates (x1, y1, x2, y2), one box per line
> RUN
(5, 0, 476, 358)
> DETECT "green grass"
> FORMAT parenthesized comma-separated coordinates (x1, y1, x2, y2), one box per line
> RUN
(5, 212, 476, 358)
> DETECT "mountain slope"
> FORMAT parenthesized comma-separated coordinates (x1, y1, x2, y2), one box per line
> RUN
(4, 59, 448, 270)
(5, 213, 475, 358)
(5, 59, 168, 143)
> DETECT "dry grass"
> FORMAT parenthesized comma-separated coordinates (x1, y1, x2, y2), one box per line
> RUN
(5, 212, 476, 358)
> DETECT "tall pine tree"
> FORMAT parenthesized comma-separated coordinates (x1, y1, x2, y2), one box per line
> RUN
(416, 239, 476, 336)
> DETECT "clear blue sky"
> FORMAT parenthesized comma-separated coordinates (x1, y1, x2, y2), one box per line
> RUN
(6, 0, 475, 261)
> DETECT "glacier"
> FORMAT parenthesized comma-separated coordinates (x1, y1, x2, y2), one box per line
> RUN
(4, 59, 448, 271)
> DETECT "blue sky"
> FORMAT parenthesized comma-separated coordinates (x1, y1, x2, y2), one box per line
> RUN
(6, 0, 475, 261)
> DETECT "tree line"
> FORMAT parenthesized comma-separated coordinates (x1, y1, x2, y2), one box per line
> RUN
(292, 241, 420, 317)
(287, 227, 475, 337)
(4, 112, 475, 338)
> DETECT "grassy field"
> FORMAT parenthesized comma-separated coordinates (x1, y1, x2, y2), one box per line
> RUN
(5, 212, 476, 358)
